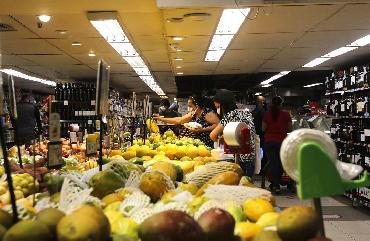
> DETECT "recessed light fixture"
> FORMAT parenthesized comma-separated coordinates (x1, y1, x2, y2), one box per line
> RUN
(56, 30, 67, 35)
(177, 72, 184, 75)
(72, 42, 82, 46)
(303, 83, 323, 88)
(0, 69, 56, 86)
(260, 71, 291, 86)
(176, 49, 182, 52)
(176, 66, 182, 69)
(173, 36, 184, 41)
(205, 8, 250, 62)
(88, 12, 165, 96)
(174, 58, 183, 61)
(38, 14, 51, 23)
(88, 51, 96, 57)
(303, 33, 370, 68)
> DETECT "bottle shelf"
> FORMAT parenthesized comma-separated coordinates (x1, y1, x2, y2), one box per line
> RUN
(325, 87, 370, 96)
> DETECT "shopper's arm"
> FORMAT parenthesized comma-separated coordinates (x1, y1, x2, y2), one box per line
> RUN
(210, 124, 224, 142)
(199, 112, 220, 132)
(153, 113, 192, 125)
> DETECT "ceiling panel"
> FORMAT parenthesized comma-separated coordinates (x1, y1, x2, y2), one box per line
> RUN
(170, 51, 205, 63)
(243, 5, 342, 34)
(260, 58, 308, 70)
(0, 54, 37, 66)
(107, 63, 132, 73)
(1, 39, 61, 54)
(163, 8, 221, 36)
(21, 54, 79, 65)
(0, 15, 37, 39)
(132, 35, 167, 51)
(142, 50, 170, 63)
(315, 3, 370, 31)
(231, 32, 301, 50)
(172, 36, 210, 51)
(149, 62, 172, 71)
(48, 38, 115, 55)
(121, 11, 163, 36)
(222, 49, 278, 62)
(276, 47, 328, 60)
(292, 29, 370, 49)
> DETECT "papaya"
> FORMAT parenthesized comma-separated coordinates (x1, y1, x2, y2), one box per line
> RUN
(277, 206, 320, 241)
(3, 220, 52, 241)
(89, 170, 126, 199)
(196, 171, 241, 196)
(57, 204, 110, 241)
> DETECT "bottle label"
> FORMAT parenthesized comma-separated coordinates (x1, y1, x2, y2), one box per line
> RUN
(341, 104, 345, 112)
(357, 101, 365, 112)
(364, 129, 370, 137)
(361, 134, 365, 142)
(351, 76, 356, 85)
(64, 100, 68, 106)
(75, 111, 79, 116)
(88, 120, 93, 125)
(91, 100, 96, 106)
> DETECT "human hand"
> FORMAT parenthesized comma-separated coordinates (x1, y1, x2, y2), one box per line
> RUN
(152, 114, 161, 121)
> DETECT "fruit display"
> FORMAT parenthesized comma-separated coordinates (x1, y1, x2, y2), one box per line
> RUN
(0, 130, 325, 241)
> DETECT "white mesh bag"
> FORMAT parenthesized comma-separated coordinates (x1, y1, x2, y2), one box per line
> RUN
(120, 192, 152, 217)
(58, 177, 101, 214)
(203, 184, 273, 204)
(34, 197, 58, 212)
(184, 161, 241, 187)
(130, 207, 155, 224)
(125, 171, 141, 188)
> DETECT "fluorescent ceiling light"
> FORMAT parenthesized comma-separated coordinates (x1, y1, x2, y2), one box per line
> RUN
(88, 52, 96, 57)
(0, 69, 56, 86)
(177, 72, 184, 75)
(205, 50, 225, 62)
(173, 36, 183, 41)
(123, 57, 146, 68)
(38, 14, 51, 23)
(174, 58, 183, 61)
(90, 15, 165, 96)
(261, 84, 272, 88)
(303, 33, 370, 68)
(260, 71, 291, 86)
(176, 49, 182, 52)
(72, 42, 82, 46)
(303, 83, 323, 88)
(204, 8, 250, 62)
(208, 34, 234, 51)
(215, 9, 250, 35)
(133, 67, 151, 76)
(303, 57, 330, 68)
(176, 66, 182, 69)
(255, 92, 262, 96)
(347, 34, 370, 47)
(322, 46, 358, 58)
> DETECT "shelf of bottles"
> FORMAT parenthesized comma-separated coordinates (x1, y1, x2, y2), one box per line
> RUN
(326, 63, 370, 208)
(52, 82, 97, 137)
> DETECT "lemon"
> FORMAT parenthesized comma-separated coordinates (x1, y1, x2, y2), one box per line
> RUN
(243, 198, 275, 222)
(235, 222, 262, 240)
(256, 212, 279, 228)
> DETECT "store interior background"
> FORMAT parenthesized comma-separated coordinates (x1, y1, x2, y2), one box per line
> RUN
(0, 1, 370, 240)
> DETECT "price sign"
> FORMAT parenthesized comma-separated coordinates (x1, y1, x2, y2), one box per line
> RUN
(48, 142, 63, 167)
(49, 113, 61, 142)
(70, 132, 78, 144)
(86, 134, 97, 155)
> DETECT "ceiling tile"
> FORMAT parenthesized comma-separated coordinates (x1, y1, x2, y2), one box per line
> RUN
(21, 54, 79, 65)
(1, 39, 62, 54)
(163, 8, 220, 36)
(243, 5, 342, 34)
(231, 32, 301, 50)
(315, 3, 370, 31)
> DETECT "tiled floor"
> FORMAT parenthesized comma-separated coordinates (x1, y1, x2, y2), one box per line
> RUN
(274, 193, 370, 241)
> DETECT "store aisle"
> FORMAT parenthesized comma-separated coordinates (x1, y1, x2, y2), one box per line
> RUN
(275, 194, 370, 241)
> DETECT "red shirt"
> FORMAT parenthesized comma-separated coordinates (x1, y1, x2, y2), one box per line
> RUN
(263, 109, 292, 143)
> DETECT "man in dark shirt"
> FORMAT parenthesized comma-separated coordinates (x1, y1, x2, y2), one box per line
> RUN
(16, 94, 42, 145)
(252, 95, 267, 176)
(159, 99, 178, 118)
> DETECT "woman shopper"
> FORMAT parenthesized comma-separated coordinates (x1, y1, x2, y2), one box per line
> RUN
(210, 89, 256, 178)
(153, 95, 219, 148)
(263, 96, 292, 194)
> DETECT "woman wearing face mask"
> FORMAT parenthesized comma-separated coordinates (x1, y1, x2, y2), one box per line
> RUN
(210, 89, 256, 178)
(153, 96, 219, 147)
